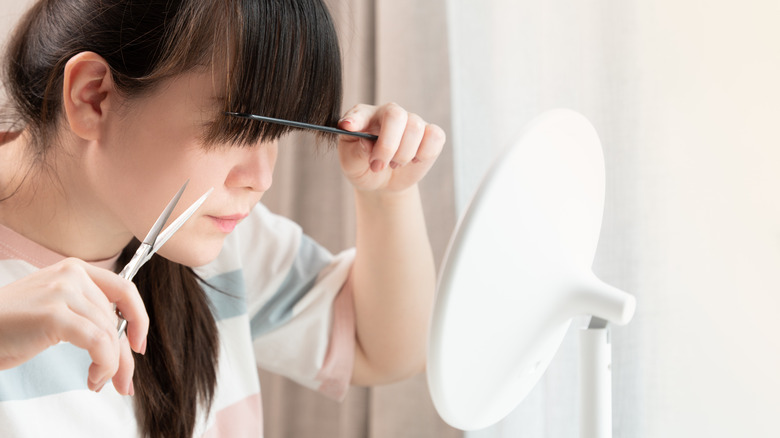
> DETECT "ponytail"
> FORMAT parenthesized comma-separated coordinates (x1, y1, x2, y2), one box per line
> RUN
(117, 243, 219, 438)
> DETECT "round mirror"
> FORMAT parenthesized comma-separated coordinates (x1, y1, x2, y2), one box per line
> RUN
(427, 109, 635, 430)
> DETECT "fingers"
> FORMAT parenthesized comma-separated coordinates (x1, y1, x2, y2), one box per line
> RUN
(339, 103, 445, 173)
(0, 257, 147, 394)
(416, 122, 447, 164)
(111, 336, 136, 396)
(390, 113, 426, 169)
(79, 262, 149, 354)
(48, 259, 148, 392)
(371, 104, 408, 172)
(66, 300, 134, 395)
(56, 311, 120, 392)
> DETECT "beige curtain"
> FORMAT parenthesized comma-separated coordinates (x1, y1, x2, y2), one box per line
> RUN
(259, 0, 460, 437)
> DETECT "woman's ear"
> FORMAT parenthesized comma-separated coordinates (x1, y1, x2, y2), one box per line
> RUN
(62, 52, 114, 141)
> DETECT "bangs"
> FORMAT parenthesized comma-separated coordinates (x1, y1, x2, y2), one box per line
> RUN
(204, 0, 343, 147)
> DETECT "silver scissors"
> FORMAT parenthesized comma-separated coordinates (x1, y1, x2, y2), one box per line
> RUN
(116, 181, 213, 337)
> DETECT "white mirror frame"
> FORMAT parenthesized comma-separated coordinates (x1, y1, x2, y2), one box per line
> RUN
(427, 109, 636, 433)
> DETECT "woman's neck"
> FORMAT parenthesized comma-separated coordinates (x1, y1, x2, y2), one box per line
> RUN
(0, 131, 131, 261)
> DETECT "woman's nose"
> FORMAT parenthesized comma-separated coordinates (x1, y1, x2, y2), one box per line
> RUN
(224, 144, 276, 192)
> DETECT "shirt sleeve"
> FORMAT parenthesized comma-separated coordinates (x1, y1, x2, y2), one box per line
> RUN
(226, 203, 356, 400)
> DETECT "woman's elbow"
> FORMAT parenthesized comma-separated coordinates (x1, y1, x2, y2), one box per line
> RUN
(350, 342, 427, 386)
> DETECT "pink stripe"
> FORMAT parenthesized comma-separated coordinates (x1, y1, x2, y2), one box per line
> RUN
(315, 281, 356, 400)
(202, 393, 264, 438)
(0, 223, 119, 269)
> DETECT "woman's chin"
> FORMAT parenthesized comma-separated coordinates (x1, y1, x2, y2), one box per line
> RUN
(159, 239, 225, 268)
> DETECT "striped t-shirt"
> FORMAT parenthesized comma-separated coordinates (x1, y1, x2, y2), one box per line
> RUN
(0, 203, 356, 437)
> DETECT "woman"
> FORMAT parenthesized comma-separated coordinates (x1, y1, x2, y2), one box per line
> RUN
(0, 0, 444, 437)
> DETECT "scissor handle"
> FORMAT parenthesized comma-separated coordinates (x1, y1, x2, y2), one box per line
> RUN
(117, 313, 128, 337)
(116, 243, 152, 337)
(120, 243, 152, 281)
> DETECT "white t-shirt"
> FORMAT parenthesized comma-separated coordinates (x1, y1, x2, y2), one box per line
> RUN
(0, 203, 356, 437)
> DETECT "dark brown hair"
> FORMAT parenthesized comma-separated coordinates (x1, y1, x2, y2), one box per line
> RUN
(3, 0, 343, 437)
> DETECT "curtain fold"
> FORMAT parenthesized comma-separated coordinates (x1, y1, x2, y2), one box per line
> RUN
(260, 0, 459, 437)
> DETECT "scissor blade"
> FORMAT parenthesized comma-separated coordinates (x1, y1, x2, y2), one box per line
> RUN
(143, 187, 213, 263)
(142, 180, 189, 246)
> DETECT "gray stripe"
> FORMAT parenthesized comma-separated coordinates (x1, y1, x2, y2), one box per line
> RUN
(250, 235, 332, 338)
(200, 270, 247, 321)
(0, 343, 91, 401)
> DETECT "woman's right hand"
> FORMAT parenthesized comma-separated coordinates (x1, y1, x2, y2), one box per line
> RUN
(0, 258, 148, 395)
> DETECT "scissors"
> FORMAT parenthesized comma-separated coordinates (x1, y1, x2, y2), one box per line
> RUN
(116, 181, 213, 337)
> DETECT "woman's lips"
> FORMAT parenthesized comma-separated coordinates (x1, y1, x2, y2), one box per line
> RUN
(208, 213, 248, 233)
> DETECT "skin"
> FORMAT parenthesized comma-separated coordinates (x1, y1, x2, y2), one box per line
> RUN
(0, 51, 444, 394)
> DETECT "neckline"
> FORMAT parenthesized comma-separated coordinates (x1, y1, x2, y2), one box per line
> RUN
(0, 221, 120, 270)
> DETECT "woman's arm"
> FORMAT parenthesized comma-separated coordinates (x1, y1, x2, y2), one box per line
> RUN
(336, 103, 445, 385)
(349, 185, 436, 385)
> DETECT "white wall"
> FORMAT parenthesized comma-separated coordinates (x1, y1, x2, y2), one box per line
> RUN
(0, 0, 35, 107)
(449, 0, 780, 437)
(633, 2, 780, 435)
(0, 1, 32, 46)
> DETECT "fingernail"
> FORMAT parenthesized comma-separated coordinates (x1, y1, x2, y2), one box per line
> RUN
(128, 381, 135, 396)
(140, 338, 147, 355)
(339, 117, 353, 126)
(370, 159, 385, 173)
(97, 381, 106, 393)
(389, 161, 400, 169)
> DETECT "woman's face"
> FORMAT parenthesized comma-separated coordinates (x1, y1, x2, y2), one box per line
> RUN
(92, 70, 277, 267)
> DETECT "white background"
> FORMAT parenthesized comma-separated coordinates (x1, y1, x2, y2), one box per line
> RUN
(448, 0, 780, 437)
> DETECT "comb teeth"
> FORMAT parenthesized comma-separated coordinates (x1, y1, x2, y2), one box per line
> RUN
(225, 112, 378, 141)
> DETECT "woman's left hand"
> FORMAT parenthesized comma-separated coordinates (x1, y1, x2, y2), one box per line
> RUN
(337, 103, 445, 193)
